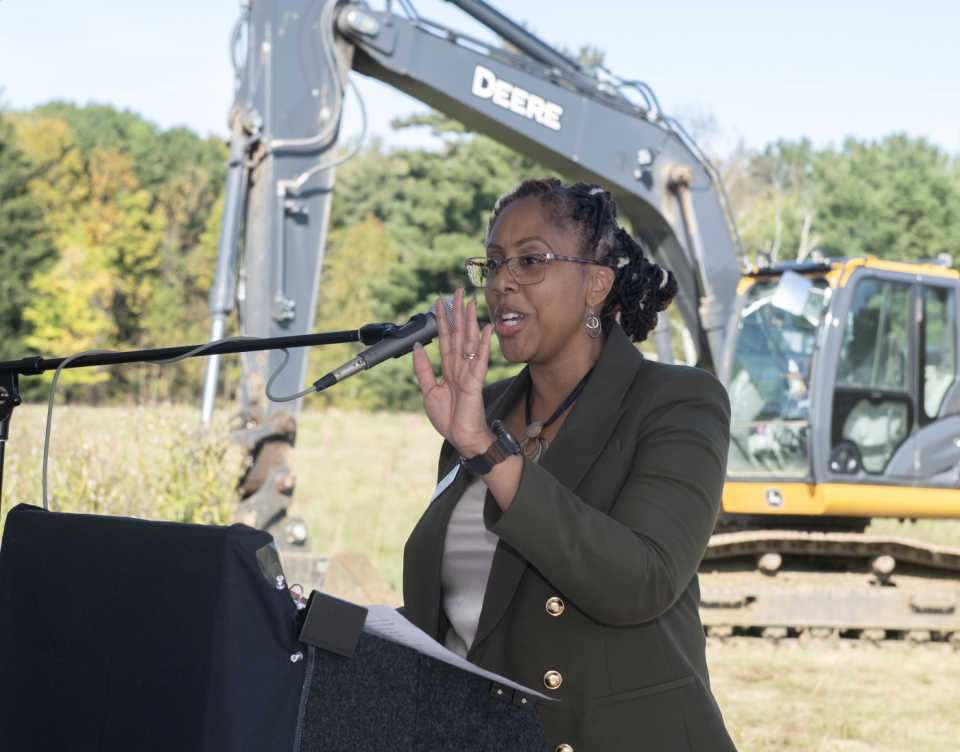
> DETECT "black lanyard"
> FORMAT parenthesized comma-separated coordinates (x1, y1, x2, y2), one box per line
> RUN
(524, 367, 594, 438)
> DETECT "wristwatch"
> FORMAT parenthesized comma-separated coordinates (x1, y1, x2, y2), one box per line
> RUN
(461, 420, 521, 475)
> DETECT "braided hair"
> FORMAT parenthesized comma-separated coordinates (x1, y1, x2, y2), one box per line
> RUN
(486, 177, 678, 342)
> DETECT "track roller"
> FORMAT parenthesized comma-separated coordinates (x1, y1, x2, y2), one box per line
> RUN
(706, 625, 734, 638)
(871, 555, 896, 584)
(860, 629, 886, 642)
(757, 552, 782, 575)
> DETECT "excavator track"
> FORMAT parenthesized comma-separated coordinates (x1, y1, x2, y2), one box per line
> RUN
(698, 531, 960, 644)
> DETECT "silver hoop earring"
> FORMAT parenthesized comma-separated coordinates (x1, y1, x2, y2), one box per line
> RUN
(586, 307, 601, 339)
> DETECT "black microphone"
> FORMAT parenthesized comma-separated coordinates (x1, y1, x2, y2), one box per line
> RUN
(312, 298, 456, 392)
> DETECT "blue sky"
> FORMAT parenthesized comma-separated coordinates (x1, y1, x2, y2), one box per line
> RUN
(2, 0, 958, 157)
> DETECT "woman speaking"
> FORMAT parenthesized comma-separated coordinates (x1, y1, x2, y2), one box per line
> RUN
(407, 178, 736, 751)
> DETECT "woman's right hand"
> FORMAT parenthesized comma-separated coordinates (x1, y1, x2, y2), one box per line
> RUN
(412, 287, 495, 459)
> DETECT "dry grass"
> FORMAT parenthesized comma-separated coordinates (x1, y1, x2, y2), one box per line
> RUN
(287, 409, 444, 590)
(1, 404, 243, 530)
(866, 516, 960, 549)
(4, 405, 960, 749)
(708, 638, 960, 752)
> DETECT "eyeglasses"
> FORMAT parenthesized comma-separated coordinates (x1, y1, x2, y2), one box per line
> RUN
(464, 253, 600, 288)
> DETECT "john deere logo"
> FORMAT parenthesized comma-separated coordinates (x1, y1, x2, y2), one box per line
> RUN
(764, 488, 784, 509)
(470, 65, 564, 132)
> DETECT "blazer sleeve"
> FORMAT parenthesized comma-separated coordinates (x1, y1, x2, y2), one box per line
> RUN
(484, 367, 730, 626)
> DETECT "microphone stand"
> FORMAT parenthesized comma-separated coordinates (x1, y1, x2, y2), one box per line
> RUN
(0, 373, 22, 501)
(0, 323, 396, 500)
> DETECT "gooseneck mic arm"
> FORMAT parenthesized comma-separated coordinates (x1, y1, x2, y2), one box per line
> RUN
(0, 301, 459, 504)
(0, 324, 396, 377)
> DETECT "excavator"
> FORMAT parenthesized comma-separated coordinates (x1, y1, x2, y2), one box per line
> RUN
(203, 0, 960, 642)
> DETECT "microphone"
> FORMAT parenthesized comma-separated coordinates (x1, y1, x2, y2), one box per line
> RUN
(312, 298, 456, 392)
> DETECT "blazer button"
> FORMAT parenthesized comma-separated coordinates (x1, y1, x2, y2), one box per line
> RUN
(545, 597, 564, 616)
(556, 746, 574, 752)
(543, 670, 562, 690)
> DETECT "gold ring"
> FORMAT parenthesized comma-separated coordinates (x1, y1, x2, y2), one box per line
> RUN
(462, 352, 476, 360)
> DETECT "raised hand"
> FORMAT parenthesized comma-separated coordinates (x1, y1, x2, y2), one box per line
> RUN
(412, 287, 495, 458)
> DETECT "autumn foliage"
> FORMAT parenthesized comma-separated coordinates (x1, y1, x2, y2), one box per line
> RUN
(3, 104, 960, 409)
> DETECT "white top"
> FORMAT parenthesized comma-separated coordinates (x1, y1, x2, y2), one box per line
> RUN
(440, 474, 500, 659)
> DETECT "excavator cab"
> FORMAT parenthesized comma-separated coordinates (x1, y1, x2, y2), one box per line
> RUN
(703, 258, 960, 641)
(719, 256, 960, 525)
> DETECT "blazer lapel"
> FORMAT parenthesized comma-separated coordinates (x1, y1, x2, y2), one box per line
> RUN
(470, 324, 643, 656)
(538, 326, 642, 496)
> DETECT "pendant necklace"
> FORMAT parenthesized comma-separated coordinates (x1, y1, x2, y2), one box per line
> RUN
(520, 368, 594, 463)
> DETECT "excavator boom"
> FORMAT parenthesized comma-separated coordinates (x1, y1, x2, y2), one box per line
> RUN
(205, 0, 743, 540)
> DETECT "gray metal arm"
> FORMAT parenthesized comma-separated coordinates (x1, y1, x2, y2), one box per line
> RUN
(338, 2, 743, 370)
(200, 115, 249, 425)
(202, 0, 348, 541)
(202, 0, 745, 543)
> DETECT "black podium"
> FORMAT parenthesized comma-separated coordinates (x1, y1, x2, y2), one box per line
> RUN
(0, 505, 546, 751)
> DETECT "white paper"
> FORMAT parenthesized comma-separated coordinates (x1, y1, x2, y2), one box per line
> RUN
(363, 604, 550, 699)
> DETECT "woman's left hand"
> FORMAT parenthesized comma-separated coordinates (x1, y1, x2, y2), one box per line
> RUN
(412, 287, 495, 458)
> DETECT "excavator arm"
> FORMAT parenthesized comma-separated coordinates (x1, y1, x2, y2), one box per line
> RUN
(205, 0, 745, 542)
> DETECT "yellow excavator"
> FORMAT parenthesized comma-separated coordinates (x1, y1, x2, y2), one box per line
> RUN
(703, 254, 960, 642)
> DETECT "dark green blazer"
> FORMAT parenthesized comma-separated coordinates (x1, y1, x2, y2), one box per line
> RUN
(403, 323, 736, 752)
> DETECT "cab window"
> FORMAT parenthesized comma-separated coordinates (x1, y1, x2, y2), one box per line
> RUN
(726, 276, 829, 476)
(835, 280, 910, 390)
(832, 279, 912, 473)
(921, 285, 956, 422)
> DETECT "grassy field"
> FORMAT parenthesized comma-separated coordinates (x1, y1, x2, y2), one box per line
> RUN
(709, 639, 960, 752)
(1, 403, 242, 528)
(287, 409, 443, 590)
(4, 405, 960, 750)
(866, 516, 960, 549)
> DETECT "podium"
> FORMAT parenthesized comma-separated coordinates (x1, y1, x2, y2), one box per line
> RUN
(0, 505, 546, 751)
(299, 633, 547, 751)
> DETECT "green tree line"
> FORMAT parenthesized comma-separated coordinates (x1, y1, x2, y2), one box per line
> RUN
(2, 103, 960, 408)
(0, 103, 226, 401)
(726, 135, 960, 264)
